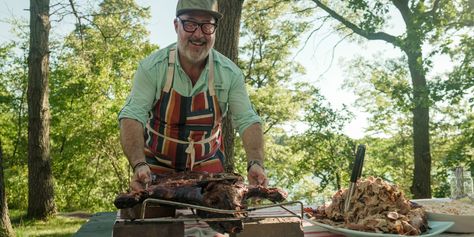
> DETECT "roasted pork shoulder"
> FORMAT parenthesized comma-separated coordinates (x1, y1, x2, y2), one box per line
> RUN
(114, 171, 288, 234)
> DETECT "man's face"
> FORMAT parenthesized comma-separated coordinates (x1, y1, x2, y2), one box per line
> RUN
(174, 12, 217, 65)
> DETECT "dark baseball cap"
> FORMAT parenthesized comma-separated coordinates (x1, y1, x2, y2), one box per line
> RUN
(176, 0, 223, 20)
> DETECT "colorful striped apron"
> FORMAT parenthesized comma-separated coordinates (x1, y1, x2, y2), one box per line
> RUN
(144, 48, 225, 174)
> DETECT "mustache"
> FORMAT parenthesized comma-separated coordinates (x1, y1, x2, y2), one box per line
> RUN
(189, 38, 207, 44)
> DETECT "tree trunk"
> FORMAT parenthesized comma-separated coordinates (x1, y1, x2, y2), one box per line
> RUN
(27, 0, 56, 219)
(215, 0, 244, 173)
(0, 140, 14, 237)
(406, 50, 432, 199)
(403, 13, 432, 198)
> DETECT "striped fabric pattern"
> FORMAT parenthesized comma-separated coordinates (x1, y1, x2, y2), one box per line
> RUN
(144, 49, 225, 173)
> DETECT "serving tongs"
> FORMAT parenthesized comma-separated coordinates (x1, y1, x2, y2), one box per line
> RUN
(343, 144, 366, 213)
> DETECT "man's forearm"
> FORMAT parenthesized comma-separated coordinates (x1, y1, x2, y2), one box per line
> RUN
(242, 123, 264, 164)
(120, 118, 146, 168)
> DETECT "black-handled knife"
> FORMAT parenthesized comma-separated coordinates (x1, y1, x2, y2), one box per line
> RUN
(344, 144, 366, 213)
(352, 144, 366, 181)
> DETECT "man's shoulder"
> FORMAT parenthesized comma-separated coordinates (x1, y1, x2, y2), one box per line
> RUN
(212, 49, 241, 75)
(139, 44, 175, 70)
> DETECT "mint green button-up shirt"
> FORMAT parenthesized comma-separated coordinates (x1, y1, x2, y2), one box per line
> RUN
(118, 43, 262, 136)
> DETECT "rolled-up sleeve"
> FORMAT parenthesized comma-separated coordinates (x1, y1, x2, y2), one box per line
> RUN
(118, 62, 157, 127)
(228, 72, 262, 135)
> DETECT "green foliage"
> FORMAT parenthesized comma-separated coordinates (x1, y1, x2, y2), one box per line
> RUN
(343, 54, 473, 196)
(431, 34, 474, 106)
(240, 0, 310, 88)
(292, 132, 355, 191)
(47, 0, 156, 211)
(237, 0, 319, 194)
(1, 0, 157, 212)
(326, 0, 474, 196)
(288, 86, 356, 202)
(237, 0, 364, 203)
(344, 56, 414, 132)
(0, 42, 30, 210)
(235, 0, 360, 203)
(1, 0, 472, 214)
(358, 136, 414, 197)
(249, 85, 306, 132)
(239, 0, 310, 118)
(345, 0, 389, 32)
(239, 0, 313, 131)
(431, 103, 474, 197)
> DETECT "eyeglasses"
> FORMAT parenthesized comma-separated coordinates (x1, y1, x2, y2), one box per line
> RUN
(177, 17, 218, 35)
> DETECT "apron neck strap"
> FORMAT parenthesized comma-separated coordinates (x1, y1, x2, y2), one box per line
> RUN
(164, 47, 216, 95)
(164, 48, 176, 93)
(208, 51, 215, 96)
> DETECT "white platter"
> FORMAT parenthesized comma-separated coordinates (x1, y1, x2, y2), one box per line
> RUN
(305, 218, 454, 237)
(412, 198, 474, 233)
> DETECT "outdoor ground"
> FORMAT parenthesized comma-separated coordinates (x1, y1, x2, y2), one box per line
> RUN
(10, 210, 89, 237)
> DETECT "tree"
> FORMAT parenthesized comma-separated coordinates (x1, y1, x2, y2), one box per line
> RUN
(292, 87, 355, 193)
(0, 40, 30, 211)
(215, 0, 244, 172)
(48, 0, 155, 211)
(1, 0, 155, 212)
(311, 0, 473, 198)
(236, 0, 314, 173)
(344, 56, 416, 192)
(0, 140, 14, 237)
(27, 0, 56, 218)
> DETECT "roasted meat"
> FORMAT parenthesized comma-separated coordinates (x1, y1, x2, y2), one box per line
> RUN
(305, 177, 428, 235)
(114, 171, 288, 234)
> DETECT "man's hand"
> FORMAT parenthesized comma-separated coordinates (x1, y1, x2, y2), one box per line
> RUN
(130, 164, 151, 191)
(242, 123, 267, 186)
(120, 118, 151, 191)
(247, 164, 268, 187)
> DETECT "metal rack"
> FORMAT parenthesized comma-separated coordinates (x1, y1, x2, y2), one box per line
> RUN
(117, 198, 304, 223)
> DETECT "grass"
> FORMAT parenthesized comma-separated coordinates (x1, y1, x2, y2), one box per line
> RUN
(9, 209, 89, 237)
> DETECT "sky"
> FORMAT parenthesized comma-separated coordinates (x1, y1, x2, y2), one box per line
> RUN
(0, 0, 417, 139)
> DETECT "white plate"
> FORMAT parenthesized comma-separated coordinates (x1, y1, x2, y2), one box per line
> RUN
(305, 218, 454, 237)
(413, 198, 474, 233)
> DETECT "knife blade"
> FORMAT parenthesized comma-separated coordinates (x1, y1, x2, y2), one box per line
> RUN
(344, 144, 366, 213)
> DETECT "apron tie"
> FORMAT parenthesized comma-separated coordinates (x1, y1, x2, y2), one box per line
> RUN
(185, 139, 195, 170)
(146, 123, 220, 171)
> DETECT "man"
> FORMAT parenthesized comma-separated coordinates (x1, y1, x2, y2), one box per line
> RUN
(119, 0, 267, 191)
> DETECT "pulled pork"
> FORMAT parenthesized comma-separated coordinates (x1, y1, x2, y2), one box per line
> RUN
(305, 177, 428, 235)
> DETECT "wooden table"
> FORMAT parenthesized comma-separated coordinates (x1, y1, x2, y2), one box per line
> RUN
(74, 211, 474, 237)
(73, 211, 340, 237)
